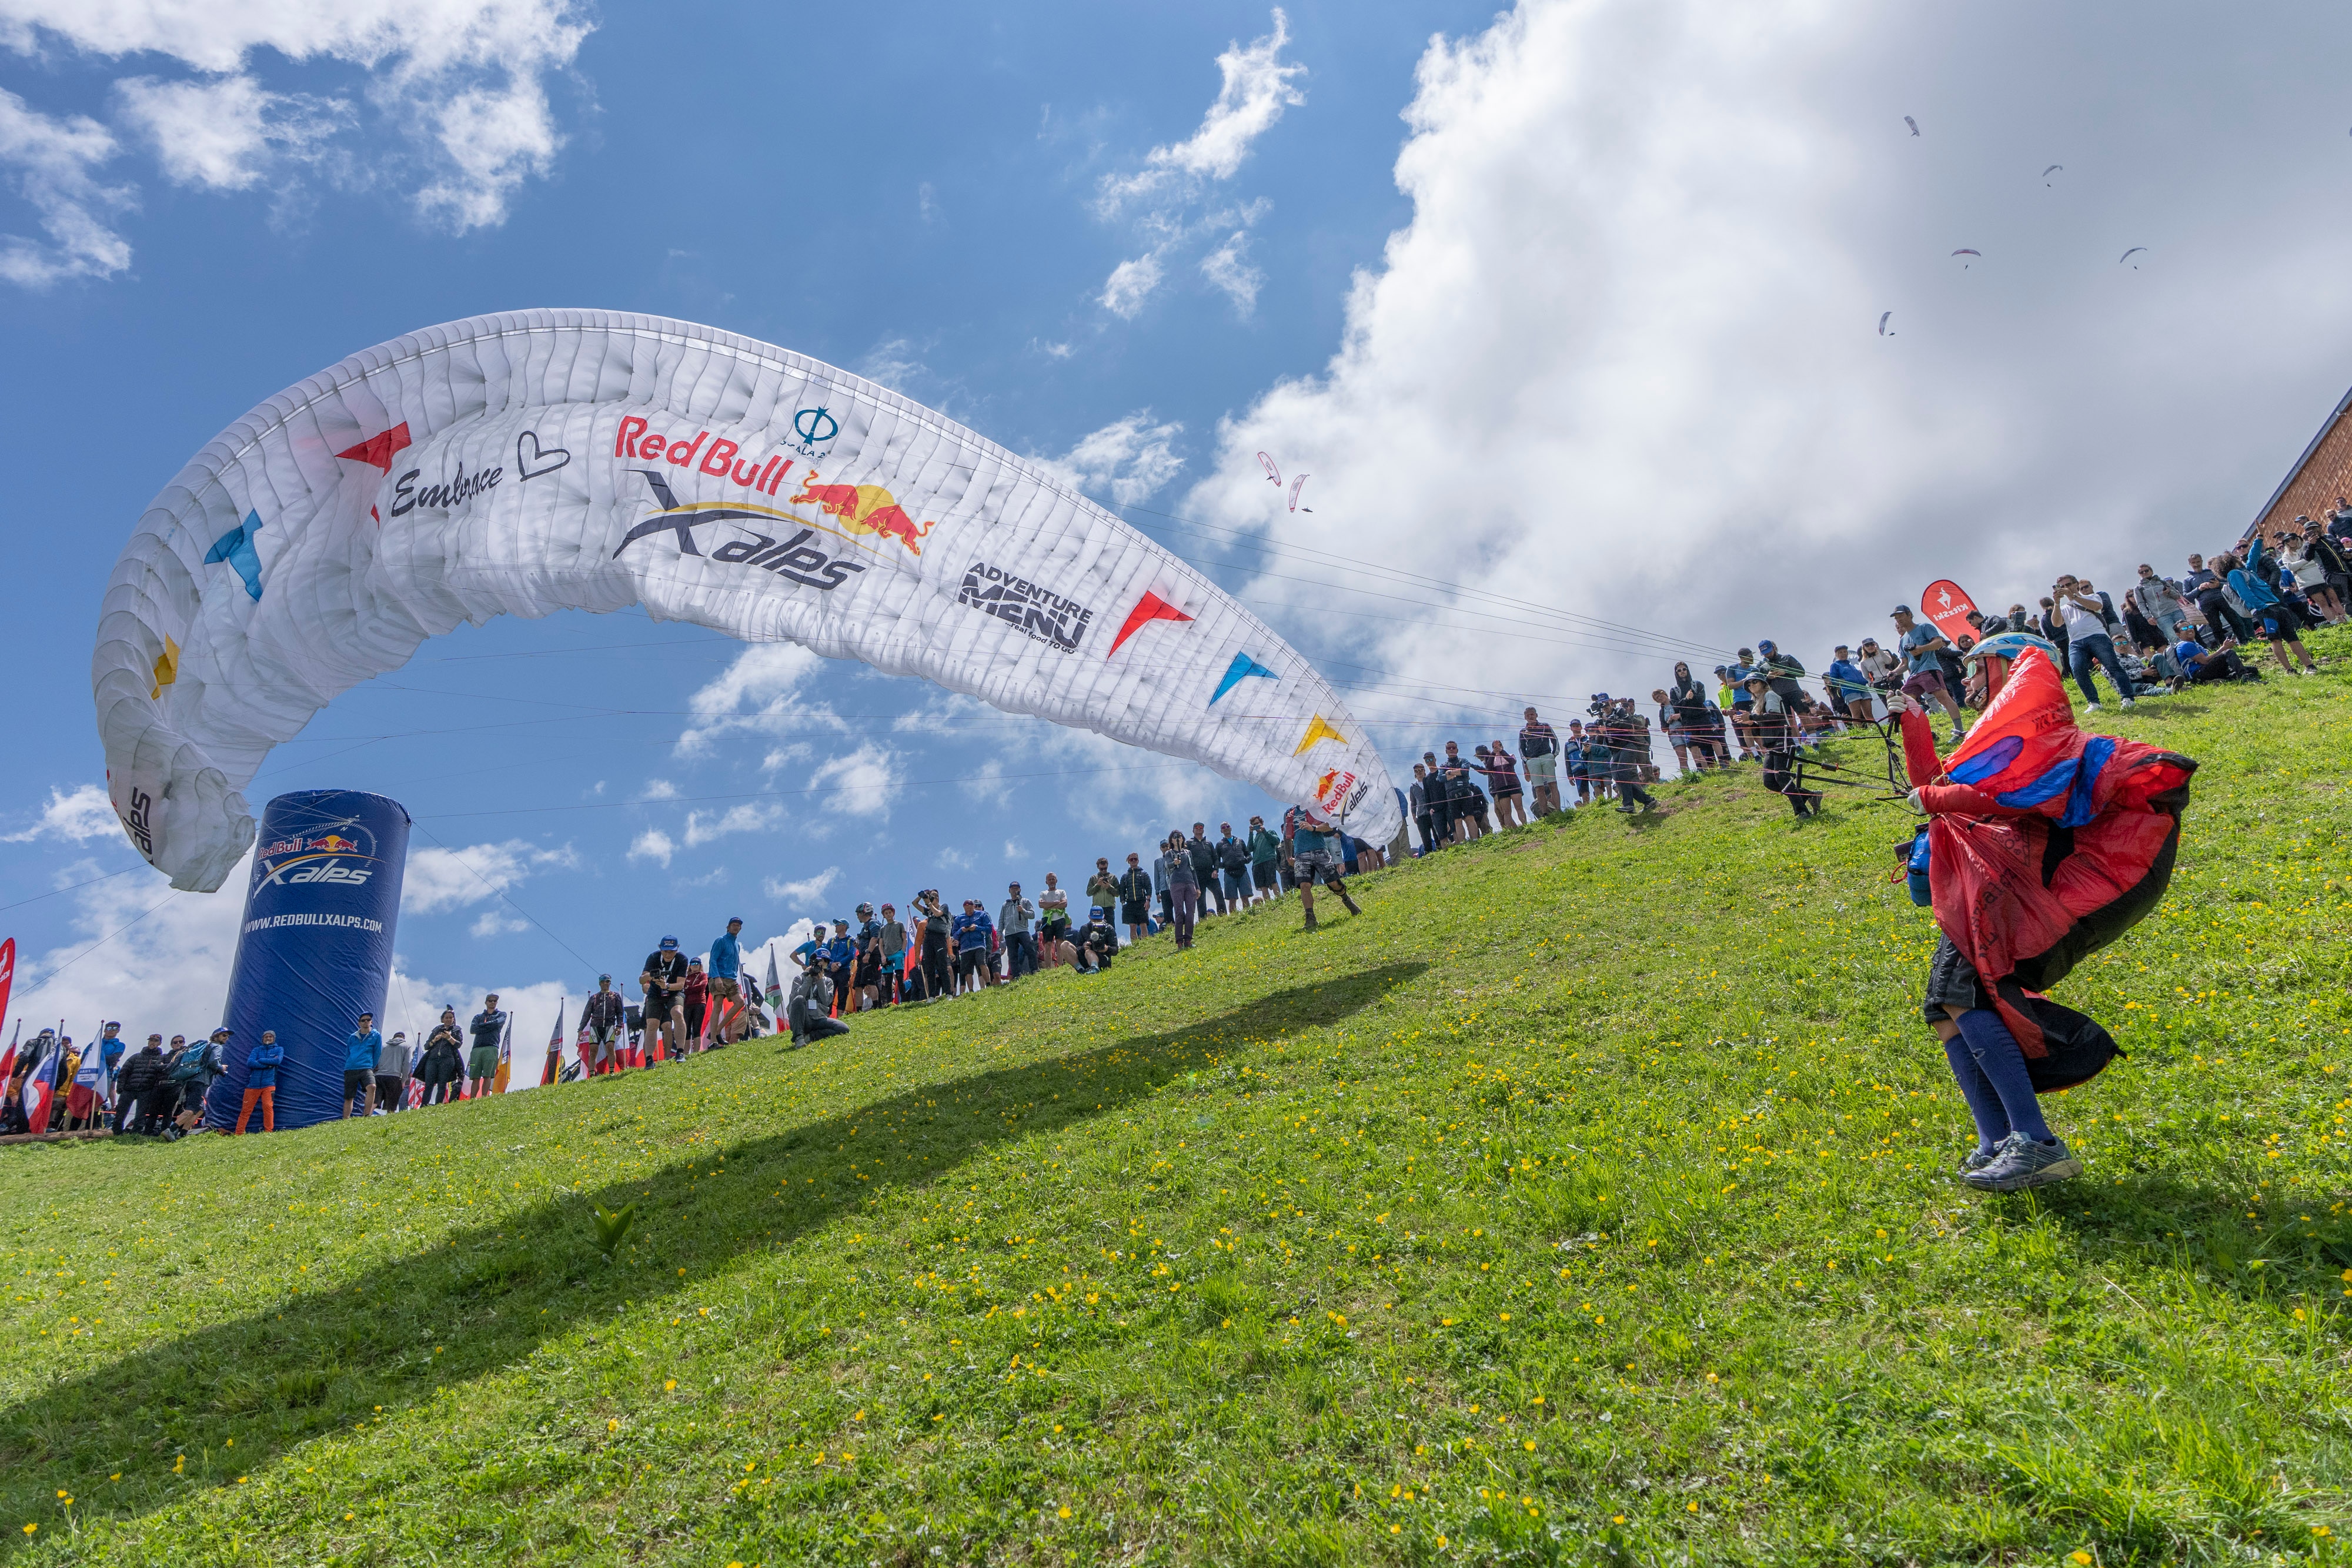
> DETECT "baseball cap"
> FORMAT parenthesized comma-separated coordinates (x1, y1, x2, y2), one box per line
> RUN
(726, 914, 743, 925)
(1890, 604, 1912, 617)
(598, 972, 612, 982)
(659, 936, 679, 950)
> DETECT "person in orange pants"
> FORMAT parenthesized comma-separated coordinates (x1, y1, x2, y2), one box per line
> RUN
(235, 1029, 284, 1134)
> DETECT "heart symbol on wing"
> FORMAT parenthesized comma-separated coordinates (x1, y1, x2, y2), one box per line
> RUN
(516, 429, 571, 482)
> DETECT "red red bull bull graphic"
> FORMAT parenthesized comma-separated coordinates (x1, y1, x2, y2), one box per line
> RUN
(789, 469, 935, 556)
(616, 417, 793, 495)
(1311, 766, 1368, 823)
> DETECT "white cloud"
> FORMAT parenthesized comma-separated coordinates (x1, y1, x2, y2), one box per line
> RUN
(1098, 9, 1305, 209)
(0, 89, 130, 286)
(399, 838, 576, 916)
(626, 828, 674, 867)
(681, 801, 779, 847)
(1047, 412, 1185, 504)
(935, 847, 973, 871)
(114, 74, 348, 192)
(1200, 231, 1264, 315)
(3, 783, 122, 844)
(856, 336, 932, 396)
(640, 779, 680, 800)
(0, 0, 593, 258)
(762, 867, 840, 907)
(917, 181, 938, 222)
(469, 909, 529, 938)
(808, 744, 897, 820)
(1030, 337, 1075, 360)
(1184, 0, 2352, 716)
(677, 643, 837, 758)
(1101, 252, 1165, 318)
(1003, 839, 1024, 861)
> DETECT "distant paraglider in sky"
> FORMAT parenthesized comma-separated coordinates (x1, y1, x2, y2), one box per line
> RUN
(1257, 452, 1281, 487)
(1951, 248, 1982, 268)
(1877, 311, 1893, 336)
(1287, 474, 1310, 513)
(1905, 116, 1920, 137)
(2119, 247, 2147, 268)
(2041, 163, 2063, 185)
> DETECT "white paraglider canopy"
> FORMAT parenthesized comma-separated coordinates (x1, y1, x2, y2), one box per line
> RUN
(94, 310, 1399, 891)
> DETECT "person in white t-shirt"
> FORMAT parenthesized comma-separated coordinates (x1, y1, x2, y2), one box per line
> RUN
(2053, 575, 2136, 711)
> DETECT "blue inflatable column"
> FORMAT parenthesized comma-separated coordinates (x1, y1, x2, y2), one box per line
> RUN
(207, 791, 412, 1131)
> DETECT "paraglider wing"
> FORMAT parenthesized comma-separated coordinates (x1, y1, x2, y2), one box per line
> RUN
(95, 310, 1402, 890)
(1287, 474, 1309, 513)
(1906, 649, 2198, 1055)
(1258, 452, 1282, 486)
(2119, 246, 2146, 266)
(1877, 310, 1892, 336)
(1904, 116, 1920, 136)
(2041, 163, 2062, 182)
(1950, 248, 1980, 265)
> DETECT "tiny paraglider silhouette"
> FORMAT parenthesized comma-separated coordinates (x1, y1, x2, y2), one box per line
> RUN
(2119, 246, 2147, 268)
(1288, 474, 1310, 513)
(1905, 116, 1920, 136)
(1952, 248, 1982, 269)
(1258, 452, 1282, 486)
(1878, 311, 1893, 336)
(2042, 163, 2063, 185)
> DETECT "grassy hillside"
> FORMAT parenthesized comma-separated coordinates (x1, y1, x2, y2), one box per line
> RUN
(4, 638, 2349, 1567)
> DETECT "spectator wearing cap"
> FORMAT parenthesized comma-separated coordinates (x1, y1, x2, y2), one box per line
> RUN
(1889, 604, 1969, 742)
(641, 937, 689, 1060)
(376, 1029, 412, 1109)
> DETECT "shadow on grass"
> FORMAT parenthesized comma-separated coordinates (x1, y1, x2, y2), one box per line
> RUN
(0, 962, 1425, 1547)
(2009, 1169, 2352, 1300)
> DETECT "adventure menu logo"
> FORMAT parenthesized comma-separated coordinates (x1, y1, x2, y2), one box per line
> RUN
(957, 560, 1094, 653)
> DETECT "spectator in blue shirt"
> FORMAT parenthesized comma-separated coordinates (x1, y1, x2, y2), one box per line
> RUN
(1823, 645, 1873, 723)
(235, 1030, 284, 1135)
(342, 1009, 384, 1118)
(950, 901, 994, 995)
(2221, 540, 2318, 676)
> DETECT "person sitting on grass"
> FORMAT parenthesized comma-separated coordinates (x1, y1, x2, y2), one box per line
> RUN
(786, 947, 850, 1049)
(2170, 636, 2254, 687)
(234, 1031, 284, 1135)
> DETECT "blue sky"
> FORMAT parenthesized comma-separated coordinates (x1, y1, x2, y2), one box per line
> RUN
(5, 0, 2351, 1046)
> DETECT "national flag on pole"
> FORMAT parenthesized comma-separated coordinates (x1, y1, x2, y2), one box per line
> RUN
(540, 999, 565, 1086)
(22, 1035, 63, 1135)
(491, 1009, 514, 1094)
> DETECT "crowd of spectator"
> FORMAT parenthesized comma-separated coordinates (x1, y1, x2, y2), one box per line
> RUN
(14, 505, 2341, 1132)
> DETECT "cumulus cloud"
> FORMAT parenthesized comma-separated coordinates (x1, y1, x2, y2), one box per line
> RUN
(3, 783, 122, 844)
(1199, 231, 1265, 315)
(399, 838, 577, 916)
(1087, 12, 1299, 320)
(1184, 0, 2352, 720)
(681, 801, 780, 847)
(114, 74, 349, 192)
(1098, 9, 1305, 210)
(856, 336, 931, 394)
(807, 745, 897, 820)
(1100, 253, 1165, 319)
(0, 0, 593, 284)
(0, 89, 131, 286)
(677, 643, 838, 758)
(626, 828, 674, 867)
(762, 867, 840, 907)
(1045, 412, 1186, 504)
(469, 909, 529, 938)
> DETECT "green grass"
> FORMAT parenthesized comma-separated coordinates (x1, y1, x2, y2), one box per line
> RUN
(5, 636, 2351, 1567)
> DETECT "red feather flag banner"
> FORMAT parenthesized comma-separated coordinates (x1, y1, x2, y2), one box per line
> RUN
(0, 937, 14, 1052)
(1919, 579, 1978, 646)
(1900, 647, 2196, 1068)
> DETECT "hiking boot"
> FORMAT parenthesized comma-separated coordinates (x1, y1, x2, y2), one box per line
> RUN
(1338, 891, 1361, 915)
(1302, 908, 1319, 932)
(1962, 1132, 2082, 1192)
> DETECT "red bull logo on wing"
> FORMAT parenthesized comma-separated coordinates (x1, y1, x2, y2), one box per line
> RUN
(306, 834, 361, 854)
(1312, 767, 1366, 819)
(787, 469, 935, 556)
(259, 838, 303, 858)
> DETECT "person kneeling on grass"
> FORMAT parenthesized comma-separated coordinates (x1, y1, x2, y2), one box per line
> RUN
(1074, 907, 1118, 974)
(786, 950, 850, 1049)
(1289, 810, 1360, 932)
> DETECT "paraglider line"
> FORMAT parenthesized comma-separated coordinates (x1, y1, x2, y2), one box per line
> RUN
(0, 865, 141, 915)
(22, 890, 182, 987)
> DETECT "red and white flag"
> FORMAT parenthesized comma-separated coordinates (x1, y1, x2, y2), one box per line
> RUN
(22, 1035, 64, 1135)
(0, 938, 15, 1048)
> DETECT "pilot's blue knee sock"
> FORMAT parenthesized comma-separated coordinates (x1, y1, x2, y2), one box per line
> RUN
(1955, 1008, 2052, 1144)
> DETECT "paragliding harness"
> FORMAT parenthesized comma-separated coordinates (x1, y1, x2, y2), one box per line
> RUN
(1897, 647, 2197, 1092)
(1785, 712, 1915, 803)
